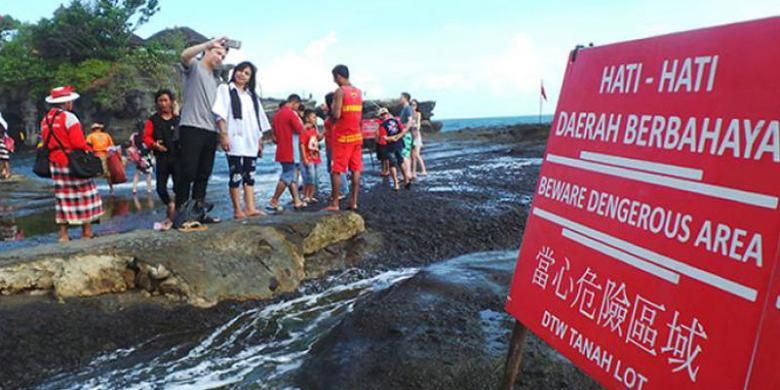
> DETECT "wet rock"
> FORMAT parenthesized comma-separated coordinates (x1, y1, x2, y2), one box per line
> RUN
(297, 251, 597, 390)
(303, 212, 365, 255)
(54, 255, 133, 298)
(0, 212, 366, 307)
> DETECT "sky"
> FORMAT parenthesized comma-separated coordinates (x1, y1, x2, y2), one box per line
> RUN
(3, 0, 780, 119)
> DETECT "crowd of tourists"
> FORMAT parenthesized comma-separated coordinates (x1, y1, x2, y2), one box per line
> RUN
(0, 37, 429, 241)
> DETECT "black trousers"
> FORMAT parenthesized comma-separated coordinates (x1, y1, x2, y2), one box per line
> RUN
(155, 153, 176, 205)
(175, 126, 217, 207)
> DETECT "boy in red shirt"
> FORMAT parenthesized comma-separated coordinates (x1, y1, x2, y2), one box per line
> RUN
(300, 109, 321, 203)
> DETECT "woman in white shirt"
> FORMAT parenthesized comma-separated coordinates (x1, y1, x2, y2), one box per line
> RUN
(212, 61, 272, 219)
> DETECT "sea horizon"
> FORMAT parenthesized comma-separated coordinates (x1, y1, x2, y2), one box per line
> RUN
(439, 114, 554, 132)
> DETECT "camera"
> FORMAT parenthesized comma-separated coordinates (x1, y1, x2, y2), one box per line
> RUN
(224, 39, 242, 50)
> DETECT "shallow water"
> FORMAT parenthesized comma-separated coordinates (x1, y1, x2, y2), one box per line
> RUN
(0, 138, 537, 249)
(39, 267, 419, 390)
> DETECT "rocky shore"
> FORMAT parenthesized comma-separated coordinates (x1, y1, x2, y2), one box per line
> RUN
(0, 212, 365, 307)
(0, 123, 597, 389)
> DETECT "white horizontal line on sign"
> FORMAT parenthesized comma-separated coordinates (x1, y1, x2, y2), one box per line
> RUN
(579, 151, 704, 180)
(533, 207, 758, 302)
(561, 228, 680, 283)
(546, 153, 778, 210)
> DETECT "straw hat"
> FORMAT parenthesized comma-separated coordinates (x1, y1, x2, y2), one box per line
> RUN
(377, 107, 390, 116)
(90, 123, 105, 130)
(45, 86, 80, 104)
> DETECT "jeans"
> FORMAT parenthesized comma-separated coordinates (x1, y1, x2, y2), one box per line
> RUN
(279, 162, 300, 186)
(175, 126, 217, 207)
(301, 162, 318, 185)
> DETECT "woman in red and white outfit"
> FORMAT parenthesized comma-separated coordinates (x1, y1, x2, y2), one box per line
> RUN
(40, 86, 104, 242)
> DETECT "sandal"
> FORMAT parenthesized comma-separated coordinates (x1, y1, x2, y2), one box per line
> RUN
(202, 215, 222, 224)
(266, 204, 284, 213)
(246, 209, 266, 217)
(154, 219, 173, 231)
(178, 221, 208, 233)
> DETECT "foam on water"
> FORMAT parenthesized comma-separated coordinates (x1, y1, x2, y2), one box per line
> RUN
(40, 268, 419, 390)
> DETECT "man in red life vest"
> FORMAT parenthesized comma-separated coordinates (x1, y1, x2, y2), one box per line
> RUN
(325, 64, 363, 211)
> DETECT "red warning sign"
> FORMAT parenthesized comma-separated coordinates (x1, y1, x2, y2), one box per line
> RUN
(506, 17, 780, 389)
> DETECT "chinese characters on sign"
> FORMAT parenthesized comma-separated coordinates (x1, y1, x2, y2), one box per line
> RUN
(532, 246, 707, 383)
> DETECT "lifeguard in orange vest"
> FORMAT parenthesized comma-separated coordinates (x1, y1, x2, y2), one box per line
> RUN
(326, 64, 363, 211)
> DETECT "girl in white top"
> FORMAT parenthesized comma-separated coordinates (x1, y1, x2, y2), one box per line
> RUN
(212, 61, 272, 219)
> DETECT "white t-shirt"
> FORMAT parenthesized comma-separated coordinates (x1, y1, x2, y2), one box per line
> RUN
(212, 83, 272, 157)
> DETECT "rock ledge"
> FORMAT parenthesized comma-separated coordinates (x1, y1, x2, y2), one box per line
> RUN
(0, 212, 365, 307)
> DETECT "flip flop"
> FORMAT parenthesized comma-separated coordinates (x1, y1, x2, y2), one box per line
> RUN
(265, 204, 284, 213)
(323, 205, 340, 212)
(246, 210, 266, 217)
(154, 219, 173, 231)
(202, 215, 221, 224)
(178, 221, 208, 233)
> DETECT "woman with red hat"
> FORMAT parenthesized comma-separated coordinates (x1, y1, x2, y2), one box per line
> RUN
(40, 86, 104, 242)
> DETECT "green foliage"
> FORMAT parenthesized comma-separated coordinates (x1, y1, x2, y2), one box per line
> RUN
(52, 59, 113, 92)
(0, 0, 179, 113)
(29, 0, 160, 63)
(0, 25, 49, 97)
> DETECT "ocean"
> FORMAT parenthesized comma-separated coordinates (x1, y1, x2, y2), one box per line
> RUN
(440, 115, 554, 132)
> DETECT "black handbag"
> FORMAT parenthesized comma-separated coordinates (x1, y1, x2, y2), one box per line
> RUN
(33, 111, 62, 178)
(37, 110, 104, 179)
(67, 149, 103, 178)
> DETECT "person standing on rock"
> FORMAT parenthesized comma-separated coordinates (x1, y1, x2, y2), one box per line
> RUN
(143, 89, 180, 226)
(325, 64, 363, 211)
(85, 123, 115, 194)
(378, 107, 410, 190)
(322, 92, 349, 201)
(0, 112, 11, 179)
(128, 129, 153, 195)
(398, 92, 414, 183)
(212, 61, 272, 219)
(268, 94, 306, 211)
(40, 86, 104, 242)
(176, 37, 229, 223)
(409, 99, 427, 178)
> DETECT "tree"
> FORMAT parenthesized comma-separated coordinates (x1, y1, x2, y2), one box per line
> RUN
(29, 0, 160, 63)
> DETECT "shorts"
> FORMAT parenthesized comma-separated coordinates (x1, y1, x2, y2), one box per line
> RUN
(331, 142, 363, 174)
(301, 162, 318, 185)
(227, 155, 256, 188)
(279, 162, 300, 186)
(376, 144, 387, 161)
(386, 147, 404, 168)
(402, 133, 413, 159)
